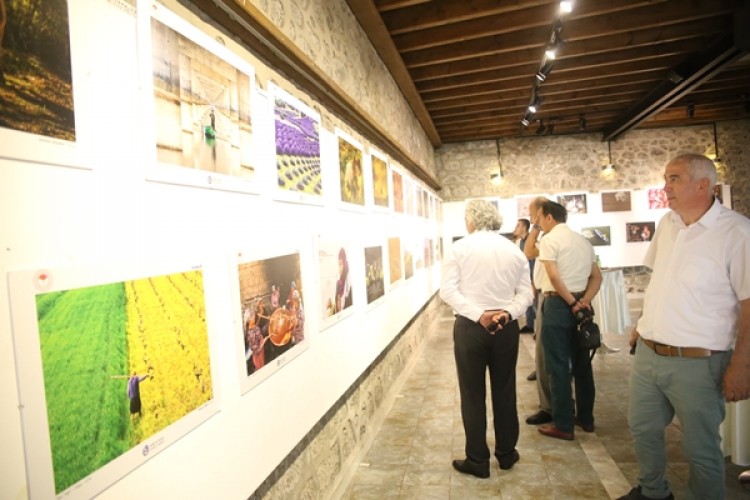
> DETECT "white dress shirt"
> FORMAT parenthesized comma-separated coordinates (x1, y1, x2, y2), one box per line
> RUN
(537, 224, 595, 293)
(637, 200, 750, 350)
(440, 230, 533, 322)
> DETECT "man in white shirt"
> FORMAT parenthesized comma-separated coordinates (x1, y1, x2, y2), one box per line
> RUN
(536, 200, 602, 441)
(618, 154, 750, 500)
(440, 199, 533, 478)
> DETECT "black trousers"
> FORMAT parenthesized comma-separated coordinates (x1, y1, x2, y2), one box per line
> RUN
(453, 315, 520, 463)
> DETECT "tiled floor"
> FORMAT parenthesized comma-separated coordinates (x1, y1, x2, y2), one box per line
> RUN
(339, 300, 749, 499)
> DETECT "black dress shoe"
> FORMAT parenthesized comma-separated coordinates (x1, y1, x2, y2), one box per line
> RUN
(452, 458, 489, 478)
(520, 326, 534, 333)
(495, 449, 520, 470)
(526, 370, 537, 381)
(525, 410, 552, 425)
(616, 486, 674, 500)
(740, 470, 750, 484)
(574, 418, 595, 433)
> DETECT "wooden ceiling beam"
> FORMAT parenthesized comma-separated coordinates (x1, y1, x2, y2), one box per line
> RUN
(345, 0, 441, 146)
(380, 0, 555, 35)
(409, 18, 725, 82)
(603, 26, 748, 140)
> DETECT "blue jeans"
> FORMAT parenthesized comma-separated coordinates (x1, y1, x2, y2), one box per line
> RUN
(540, 296, 595, 433)
(629, 338, 731, 500)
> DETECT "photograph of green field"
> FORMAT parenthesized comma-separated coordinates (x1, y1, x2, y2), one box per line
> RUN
(35, 270, 212, 494)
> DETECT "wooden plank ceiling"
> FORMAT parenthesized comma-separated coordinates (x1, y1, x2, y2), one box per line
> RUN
(346, 0, 750, 145)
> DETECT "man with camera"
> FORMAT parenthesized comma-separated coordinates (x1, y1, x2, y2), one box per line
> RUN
(440, 199, 534, 478)
(535, 200, 602, 440)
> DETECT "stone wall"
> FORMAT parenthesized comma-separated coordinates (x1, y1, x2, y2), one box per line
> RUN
(436, 120, 750, 218)
(241, 0, 436, 176)
(249, 295, 441, 499)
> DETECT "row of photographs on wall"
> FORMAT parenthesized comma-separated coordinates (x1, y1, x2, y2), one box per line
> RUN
(0, 0, 441, 221)
(7, 235, 442, 500)
(489, 221, 657, 247)
(509, 185, 730, 218)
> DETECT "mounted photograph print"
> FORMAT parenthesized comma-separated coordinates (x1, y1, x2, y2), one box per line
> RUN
(370, 149, 390, 210)
(392, 169, 404, 213)
(235, 250, 308, 393)
(626, 222, 655, 242)
(648, 188, 668, 209)
(270, 83, 322, 203)
(364, 245, 385, 305)
(388, 237, 402, 285)
(403, 176, 415, 216)
(318, 236, 356, 330)
(337, 129, 365, 208)
(557, 193, 588, 214)
(403, 246, 414, 280)
(8, 264, 219, 499)
(516, 195, 540, 219)
(0, 0, 85, 168)
(601, 190, 632, 212)
(140, 2, 258, 193)
(581, 226, 611, 246)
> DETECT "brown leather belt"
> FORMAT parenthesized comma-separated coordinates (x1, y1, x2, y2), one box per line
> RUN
(641, 338, 723, 358)
(543, 291, 584, 298)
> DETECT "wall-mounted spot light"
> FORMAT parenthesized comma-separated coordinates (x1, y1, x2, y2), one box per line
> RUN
(491, 139, 504, 185)
(601, 140, 615, 174)
(687, 102, 695, 118)
(579, 114, 587, 131)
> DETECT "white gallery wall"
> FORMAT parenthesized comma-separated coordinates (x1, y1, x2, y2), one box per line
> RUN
(0, 1, 441, 498)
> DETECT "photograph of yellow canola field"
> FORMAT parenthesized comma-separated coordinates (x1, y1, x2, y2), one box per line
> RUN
(35, 270, 212, 495)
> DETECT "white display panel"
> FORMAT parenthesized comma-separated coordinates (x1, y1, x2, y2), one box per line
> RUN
(8, 261, 221, 499)
(137, 0, 260, 194)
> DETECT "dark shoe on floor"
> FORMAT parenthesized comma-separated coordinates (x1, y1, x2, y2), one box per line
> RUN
(616, 486, 674, 500)
(520, 326, 534, 333)
(525, 410, 552, 425)
(495, 449, 520, 470)
(574, 418, 595, 433)
(538, 425, 574, 441)
(526, 370, 537, 381)
(740, 470, 750, 484)
(452, 458, 490, 478)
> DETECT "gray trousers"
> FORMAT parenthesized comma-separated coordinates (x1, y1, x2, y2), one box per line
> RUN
(534, 293, 551, 412)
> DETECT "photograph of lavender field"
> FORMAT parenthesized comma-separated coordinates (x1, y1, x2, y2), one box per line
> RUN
(273, 88, 321, 196)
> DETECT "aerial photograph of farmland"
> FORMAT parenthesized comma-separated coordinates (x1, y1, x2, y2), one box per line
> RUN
(34, 270, 213, 494)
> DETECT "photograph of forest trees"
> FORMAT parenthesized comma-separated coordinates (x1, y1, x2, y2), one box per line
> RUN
(0, 0, 76, 142)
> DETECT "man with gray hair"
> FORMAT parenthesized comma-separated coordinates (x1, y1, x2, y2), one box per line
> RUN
(440, 199, 534, 478)
(619, 154, 750, 500)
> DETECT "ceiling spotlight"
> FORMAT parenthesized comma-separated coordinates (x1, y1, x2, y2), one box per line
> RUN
(579, 115, 587, 131)
(535, 119, 546, 136)
(545, 45, 558, 60)
(687, 102, 695, 118)
(521, 118, 530, 127)
(528, 92, 541, 113)
(536, 61, 554, 82)
(560, 0, 573, 14)
(546, 122, 555, 135)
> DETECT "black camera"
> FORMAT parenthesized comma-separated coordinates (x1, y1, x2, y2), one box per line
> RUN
(574, 307, 593, 324)
(487, 315, 508, 332)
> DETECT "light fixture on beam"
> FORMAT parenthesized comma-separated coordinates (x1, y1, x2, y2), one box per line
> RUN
(491, 139, 504, 185)
(560, 0, 573, 14)
(687, 102, 695, 118)
(601, 140, 615, 174)
(528, 92, 541, 114)
(536, 61, 554, 82)
(579, 114, 587, 131)
(535, 119, 546, 136)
